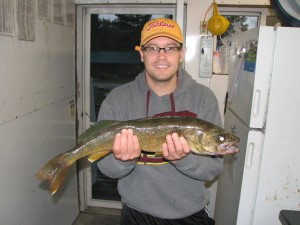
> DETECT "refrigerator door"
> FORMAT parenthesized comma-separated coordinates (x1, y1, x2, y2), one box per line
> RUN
(215, 109, 264, 225)
(227, 26, 275, 129)
(251, 26, 300, 225)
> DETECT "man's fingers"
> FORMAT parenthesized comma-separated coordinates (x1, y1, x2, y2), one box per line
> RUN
(126, 129, 134, 156)
(133, 135, 141, 155)
(163, 133, 191, 161)
(172, 133, 183, 155)
(113, 133, 121, 155)
(120, 129, 128, 153)
(166, 134, 175, 153)
(162, 142, 169, 158)
(113, 129, 141, 161)
(180, 136, 190, 154)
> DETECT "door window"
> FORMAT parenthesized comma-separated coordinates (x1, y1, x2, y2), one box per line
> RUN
(91, 13, 174, 203)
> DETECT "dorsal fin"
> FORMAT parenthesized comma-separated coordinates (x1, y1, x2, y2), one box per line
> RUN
(78, 120, 119, 144)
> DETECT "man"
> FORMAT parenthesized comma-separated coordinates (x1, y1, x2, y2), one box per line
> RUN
(97, 17, 222, 225)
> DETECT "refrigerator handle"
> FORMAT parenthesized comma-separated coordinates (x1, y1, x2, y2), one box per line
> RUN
(224, 91, 228, 114)
(252, 90, 261, 116)
(246, 143, 254, 168)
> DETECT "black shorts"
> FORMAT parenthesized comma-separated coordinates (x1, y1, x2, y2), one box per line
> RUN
(120, 204, 215, 225)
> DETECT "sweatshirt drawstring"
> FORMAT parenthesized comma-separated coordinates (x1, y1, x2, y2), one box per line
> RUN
(169, 93, 176, 116)
(146, 90, 151, 117)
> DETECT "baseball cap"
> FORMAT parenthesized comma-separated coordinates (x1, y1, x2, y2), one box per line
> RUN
(135, 18, 183, 51)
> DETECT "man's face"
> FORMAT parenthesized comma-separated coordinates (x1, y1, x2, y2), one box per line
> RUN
(139, 36, 184, 83)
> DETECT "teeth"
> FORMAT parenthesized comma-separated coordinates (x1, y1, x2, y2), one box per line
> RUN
(156, 65, 168, 68)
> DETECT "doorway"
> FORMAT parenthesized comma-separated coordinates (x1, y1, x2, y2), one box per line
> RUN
(76, 3, 185, 210)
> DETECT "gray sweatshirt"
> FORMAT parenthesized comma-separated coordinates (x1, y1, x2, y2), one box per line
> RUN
(97, 68, 223, 219)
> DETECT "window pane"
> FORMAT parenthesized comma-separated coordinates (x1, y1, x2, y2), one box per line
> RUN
(222, 15, 259, 37)
(216, 15, 259, 51)
(91, 14, 172, 117)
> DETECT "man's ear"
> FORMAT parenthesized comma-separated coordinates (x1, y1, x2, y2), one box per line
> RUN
(179, 48, 184, 63)
(139, 50, 144, 62)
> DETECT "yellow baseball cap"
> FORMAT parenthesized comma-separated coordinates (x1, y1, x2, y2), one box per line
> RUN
(135, 18, 183, 51)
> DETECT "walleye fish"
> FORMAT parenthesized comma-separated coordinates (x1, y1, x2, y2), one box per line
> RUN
(36, 116, 239, 195)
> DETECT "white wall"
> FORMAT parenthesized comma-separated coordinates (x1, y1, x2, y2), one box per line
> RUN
(0, 3, 78, 225)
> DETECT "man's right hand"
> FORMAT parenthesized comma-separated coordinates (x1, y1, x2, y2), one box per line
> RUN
(112, 129, 141, 161)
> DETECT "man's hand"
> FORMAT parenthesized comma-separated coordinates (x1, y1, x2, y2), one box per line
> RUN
(112, 129, 141, 161)
(162, 133, 191, 161)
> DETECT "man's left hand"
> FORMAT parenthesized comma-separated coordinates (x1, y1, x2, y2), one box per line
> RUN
(162, 133, 191, 161)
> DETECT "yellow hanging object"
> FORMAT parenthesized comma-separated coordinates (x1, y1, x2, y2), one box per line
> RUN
(207, 2, 230, 35)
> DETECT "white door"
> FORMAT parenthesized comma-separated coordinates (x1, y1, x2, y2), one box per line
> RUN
(252, 27, 300, 225)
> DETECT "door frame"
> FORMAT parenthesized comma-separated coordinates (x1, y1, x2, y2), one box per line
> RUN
(76, 1, 186, 211)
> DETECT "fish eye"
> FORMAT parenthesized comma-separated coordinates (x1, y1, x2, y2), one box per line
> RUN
(218, 135, 226, 142)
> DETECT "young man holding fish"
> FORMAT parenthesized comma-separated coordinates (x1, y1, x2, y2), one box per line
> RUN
(97, 18, 222, 225)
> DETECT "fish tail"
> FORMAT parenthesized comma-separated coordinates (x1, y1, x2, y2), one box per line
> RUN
(36, 154, 70, 195)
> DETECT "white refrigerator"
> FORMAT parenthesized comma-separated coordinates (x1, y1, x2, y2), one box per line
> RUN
(214, 26, 300, 225)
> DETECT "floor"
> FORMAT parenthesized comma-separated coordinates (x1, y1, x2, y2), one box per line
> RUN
(72, 207, 121, 225)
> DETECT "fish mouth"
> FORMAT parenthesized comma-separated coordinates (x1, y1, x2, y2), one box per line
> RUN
(216, 143, 240, 155)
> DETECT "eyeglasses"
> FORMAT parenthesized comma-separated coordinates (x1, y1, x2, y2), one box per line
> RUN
(142, 46, 182, 55)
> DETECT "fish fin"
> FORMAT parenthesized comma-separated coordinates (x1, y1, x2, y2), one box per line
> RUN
(87, 151, 111, 162)
(78, 120, 119, 144)
(36, 154, 70, 195)
(154, 152, 163, 157)
(49, 168, 68, 195)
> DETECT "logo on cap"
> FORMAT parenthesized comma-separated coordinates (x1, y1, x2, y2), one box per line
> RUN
(139, 18, 183, 47)
(146, 21, 176, 31)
